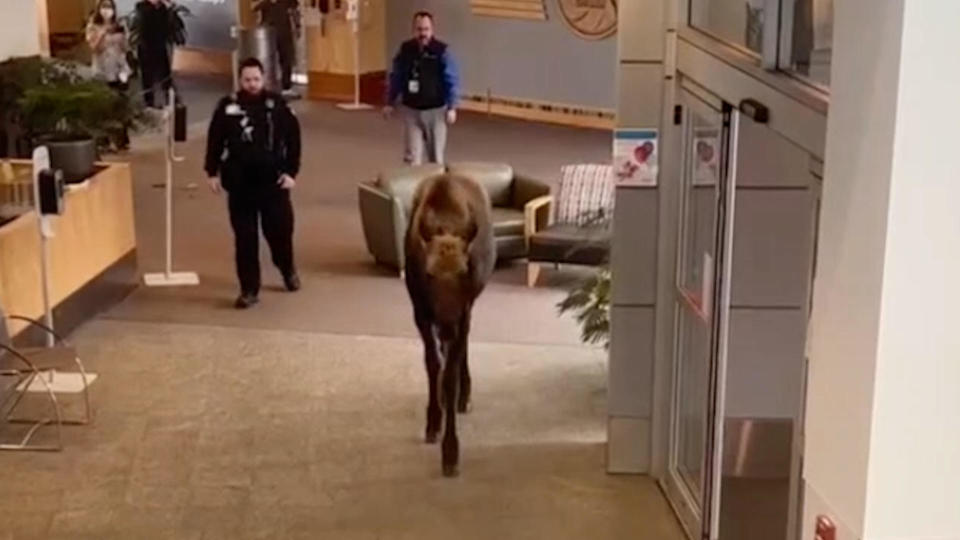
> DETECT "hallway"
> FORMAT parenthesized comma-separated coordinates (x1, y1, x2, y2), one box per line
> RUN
(0, 88, 685, 539)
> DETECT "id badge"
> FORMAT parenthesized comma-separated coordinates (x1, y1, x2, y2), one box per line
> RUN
(408, 79, 420, 94)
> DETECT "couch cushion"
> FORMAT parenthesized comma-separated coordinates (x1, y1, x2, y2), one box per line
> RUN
(447, 162, 514, 207)
(528, 223, 610, 266)
(376, 164, 445, 210)
(490, 207, 524, 237)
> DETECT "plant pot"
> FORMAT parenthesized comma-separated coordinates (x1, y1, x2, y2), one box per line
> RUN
(46, 138, 97, 183)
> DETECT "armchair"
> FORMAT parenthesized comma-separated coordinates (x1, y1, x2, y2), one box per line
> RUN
(524, 164, 615, 287)
(358, 162, 551, 276)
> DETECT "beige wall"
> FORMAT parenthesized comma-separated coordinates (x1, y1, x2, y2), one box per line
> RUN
(0, 0, 46, 59)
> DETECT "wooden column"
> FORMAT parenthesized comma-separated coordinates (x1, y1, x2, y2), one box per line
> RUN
(305, 0, 386, 105)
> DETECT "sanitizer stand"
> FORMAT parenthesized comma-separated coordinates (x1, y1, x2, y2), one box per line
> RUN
(31, 147, 56, 348)
(143, 88, 200, 287)
(336, 0, 373, 111)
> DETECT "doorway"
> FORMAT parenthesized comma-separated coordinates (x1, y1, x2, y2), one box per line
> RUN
(658, 75, 820, 540)
(661, 84, 739, 540)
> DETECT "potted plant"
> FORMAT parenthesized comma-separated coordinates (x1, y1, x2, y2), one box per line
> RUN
(0, 56, 60, 158)
(557, 265, 612, 349)
(556, 210, 614, 350)
(13, 59, 152, 182)
(124, 0, 191, 76)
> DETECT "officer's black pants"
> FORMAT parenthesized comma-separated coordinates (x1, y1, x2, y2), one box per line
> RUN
(139, 48, 173, 109)
(227, 187, 295, 295)
(276, 32, 295, 91)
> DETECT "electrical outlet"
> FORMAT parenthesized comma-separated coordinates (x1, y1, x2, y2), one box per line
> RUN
(815, 515, 836, 540)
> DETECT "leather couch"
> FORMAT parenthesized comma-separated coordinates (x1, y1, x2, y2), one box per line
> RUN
(358, 162, 551, 275)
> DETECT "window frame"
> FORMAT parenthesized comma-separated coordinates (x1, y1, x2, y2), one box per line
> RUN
(682, 0, 831, 95)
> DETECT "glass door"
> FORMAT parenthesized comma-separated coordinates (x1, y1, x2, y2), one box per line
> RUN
(662, 86, 740, 540)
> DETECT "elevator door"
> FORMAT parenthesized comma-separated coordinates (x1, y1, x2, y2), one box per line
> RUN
(662, 87, 740, 540)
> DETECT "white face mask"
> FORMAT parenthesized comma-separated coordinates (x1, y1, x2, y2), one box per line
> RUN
(100, 8, 115, 20)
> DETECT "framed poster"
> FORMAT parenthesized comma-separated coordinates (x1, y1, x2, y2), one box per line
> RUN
(692, 127, 720, 186)
(613, 129, 658, 187)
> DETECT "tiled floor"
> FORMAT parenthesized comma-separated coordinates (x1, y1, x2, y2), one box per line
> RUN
(1, 321, 684, 539)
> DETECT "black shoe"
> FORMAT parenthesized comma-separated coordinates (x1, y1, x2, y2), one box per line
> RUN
(283, 273, 301, 292)
(234, 293, 259, 309)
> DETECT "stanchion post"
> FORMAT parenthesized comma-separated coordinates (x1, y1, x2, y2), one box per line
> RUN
(336, 0, 372, 111)
(142, 87, 200, 287)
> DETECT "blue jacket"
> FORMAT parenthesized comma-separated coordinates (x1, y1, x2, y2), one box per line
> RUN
(387, 38, 460, 110)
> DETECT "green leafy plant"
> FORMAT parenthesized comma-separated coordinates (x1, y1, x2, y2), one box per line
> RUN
(125, 1, 192, 51)
(0, 56, 88, 157)
(0, 56, 153, 154)
(556, 209, 614, 350)
(557, 265, 612, 349)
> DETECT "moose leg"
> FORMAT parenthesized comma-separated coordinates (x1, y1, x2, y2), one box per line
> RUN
(441, 325, 466, 477)
(415, 311, 442, 444)
(458, 311, 473, 414)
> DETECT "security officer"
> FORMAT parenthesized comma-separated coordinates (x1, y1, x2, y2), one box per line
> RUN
(253, 0, 300, 98)
(204, 57, 302, 309)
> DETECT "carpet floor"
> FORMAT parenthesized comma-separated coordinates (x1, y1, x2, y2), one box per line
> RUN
(0, 77, 685, 539)
(0, 320, 684, 540)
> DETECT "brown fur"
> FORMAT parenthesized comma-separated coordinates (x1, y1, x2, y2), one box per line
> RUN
(404, 174, 496, 477)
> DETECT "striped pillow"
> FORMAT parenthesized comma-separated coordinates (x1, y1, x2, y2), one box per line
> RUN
(555, 164, 615, 226)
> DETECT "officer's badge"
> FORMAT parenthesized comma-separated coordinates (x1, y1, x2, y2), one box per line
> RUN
(240, 117, 254, 142)
(266, 98, 275, 109)
(226, 104, 242, 115)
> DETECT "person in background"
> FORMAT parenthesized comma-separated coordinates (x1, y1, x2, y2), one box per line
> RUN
(86, 0, 133, 149)
(135, 0, 173, 109)
(253, 0, 301, 98)
(383, 11, 460, 165)
(204, 57, 303, 309)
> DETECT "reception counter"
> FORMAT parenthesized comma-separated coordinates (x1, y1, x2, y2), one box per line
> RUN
(0, 161, 138, 342)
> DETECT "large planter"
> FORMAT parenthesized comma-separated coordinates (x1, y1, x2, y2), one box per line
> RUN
(46, 138, 97, 184)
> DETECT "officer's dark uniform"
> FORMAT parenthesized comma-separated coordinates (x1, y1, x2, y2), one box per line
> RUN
(204, 90, 301, 299)
(256, 0, 298, 91)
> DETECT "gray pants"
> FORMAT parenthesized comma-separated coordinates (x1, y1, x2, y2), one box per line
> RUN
(403, 106, 447, 165)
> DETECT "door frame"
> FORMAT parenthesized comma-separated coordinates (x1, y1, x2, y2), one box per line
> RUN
(659, 82, 740, 540)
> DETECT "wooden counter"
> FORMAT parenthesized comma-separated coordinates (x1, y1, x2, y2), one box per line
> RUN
(0, 161, 138, 341)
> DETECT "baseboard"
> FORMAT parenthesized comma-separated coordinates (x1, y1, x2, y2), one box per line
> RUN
(173, 47, 233, 76)
(12, 249, 139, 347)
(307, 71, 386, 106)
(459, 93, 615, 130)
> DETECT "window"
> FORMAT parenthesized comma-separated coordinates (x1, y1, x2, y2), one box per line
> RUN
(783, 0, 833, 87)
(689, 0, 767, 55)
(686, 0, 834, 90)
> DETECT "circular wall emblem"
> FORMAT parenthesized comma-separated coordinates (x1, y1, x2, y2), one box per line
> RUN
(556, 0, 617, 40)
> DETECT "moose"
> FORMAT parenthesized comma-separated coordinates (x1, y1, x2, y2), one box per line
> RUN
(404, 173, 496, 477)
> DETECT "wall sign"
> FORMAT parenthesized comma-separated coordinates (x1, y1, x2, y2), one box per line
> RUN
(556, 0, 617, 40)
(613, 129, 658, 187)
(470, 0, 547, 21)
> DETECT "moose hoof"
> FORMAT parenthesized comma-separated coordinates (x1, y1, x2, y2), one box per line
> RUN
(457, 399, 472, 414)
(442, 463, 459, 478)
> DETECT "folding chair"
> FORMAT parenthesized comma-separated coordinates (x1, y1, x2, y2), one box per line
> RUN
(0, 305, 92, 451)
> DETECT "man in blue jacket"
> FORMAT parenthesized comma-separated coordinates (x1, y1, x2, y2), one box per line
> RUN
(383, 11, 460, 165)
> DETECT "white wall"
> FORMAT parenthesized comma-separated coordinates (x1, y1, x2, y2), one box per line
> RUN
(0, 0, 43, 60)
(802, 0, 906, 536)
(864, 1, 960, 538)
(804, 1, 960, 539)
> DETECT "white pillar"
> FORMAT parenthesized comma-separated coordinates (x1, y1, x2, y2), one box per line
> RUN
(803, 1, 960, 539)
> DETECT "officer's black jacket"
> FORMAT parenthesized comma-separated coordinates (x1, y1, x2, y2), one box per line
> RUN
(204, 90, 301, 190)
